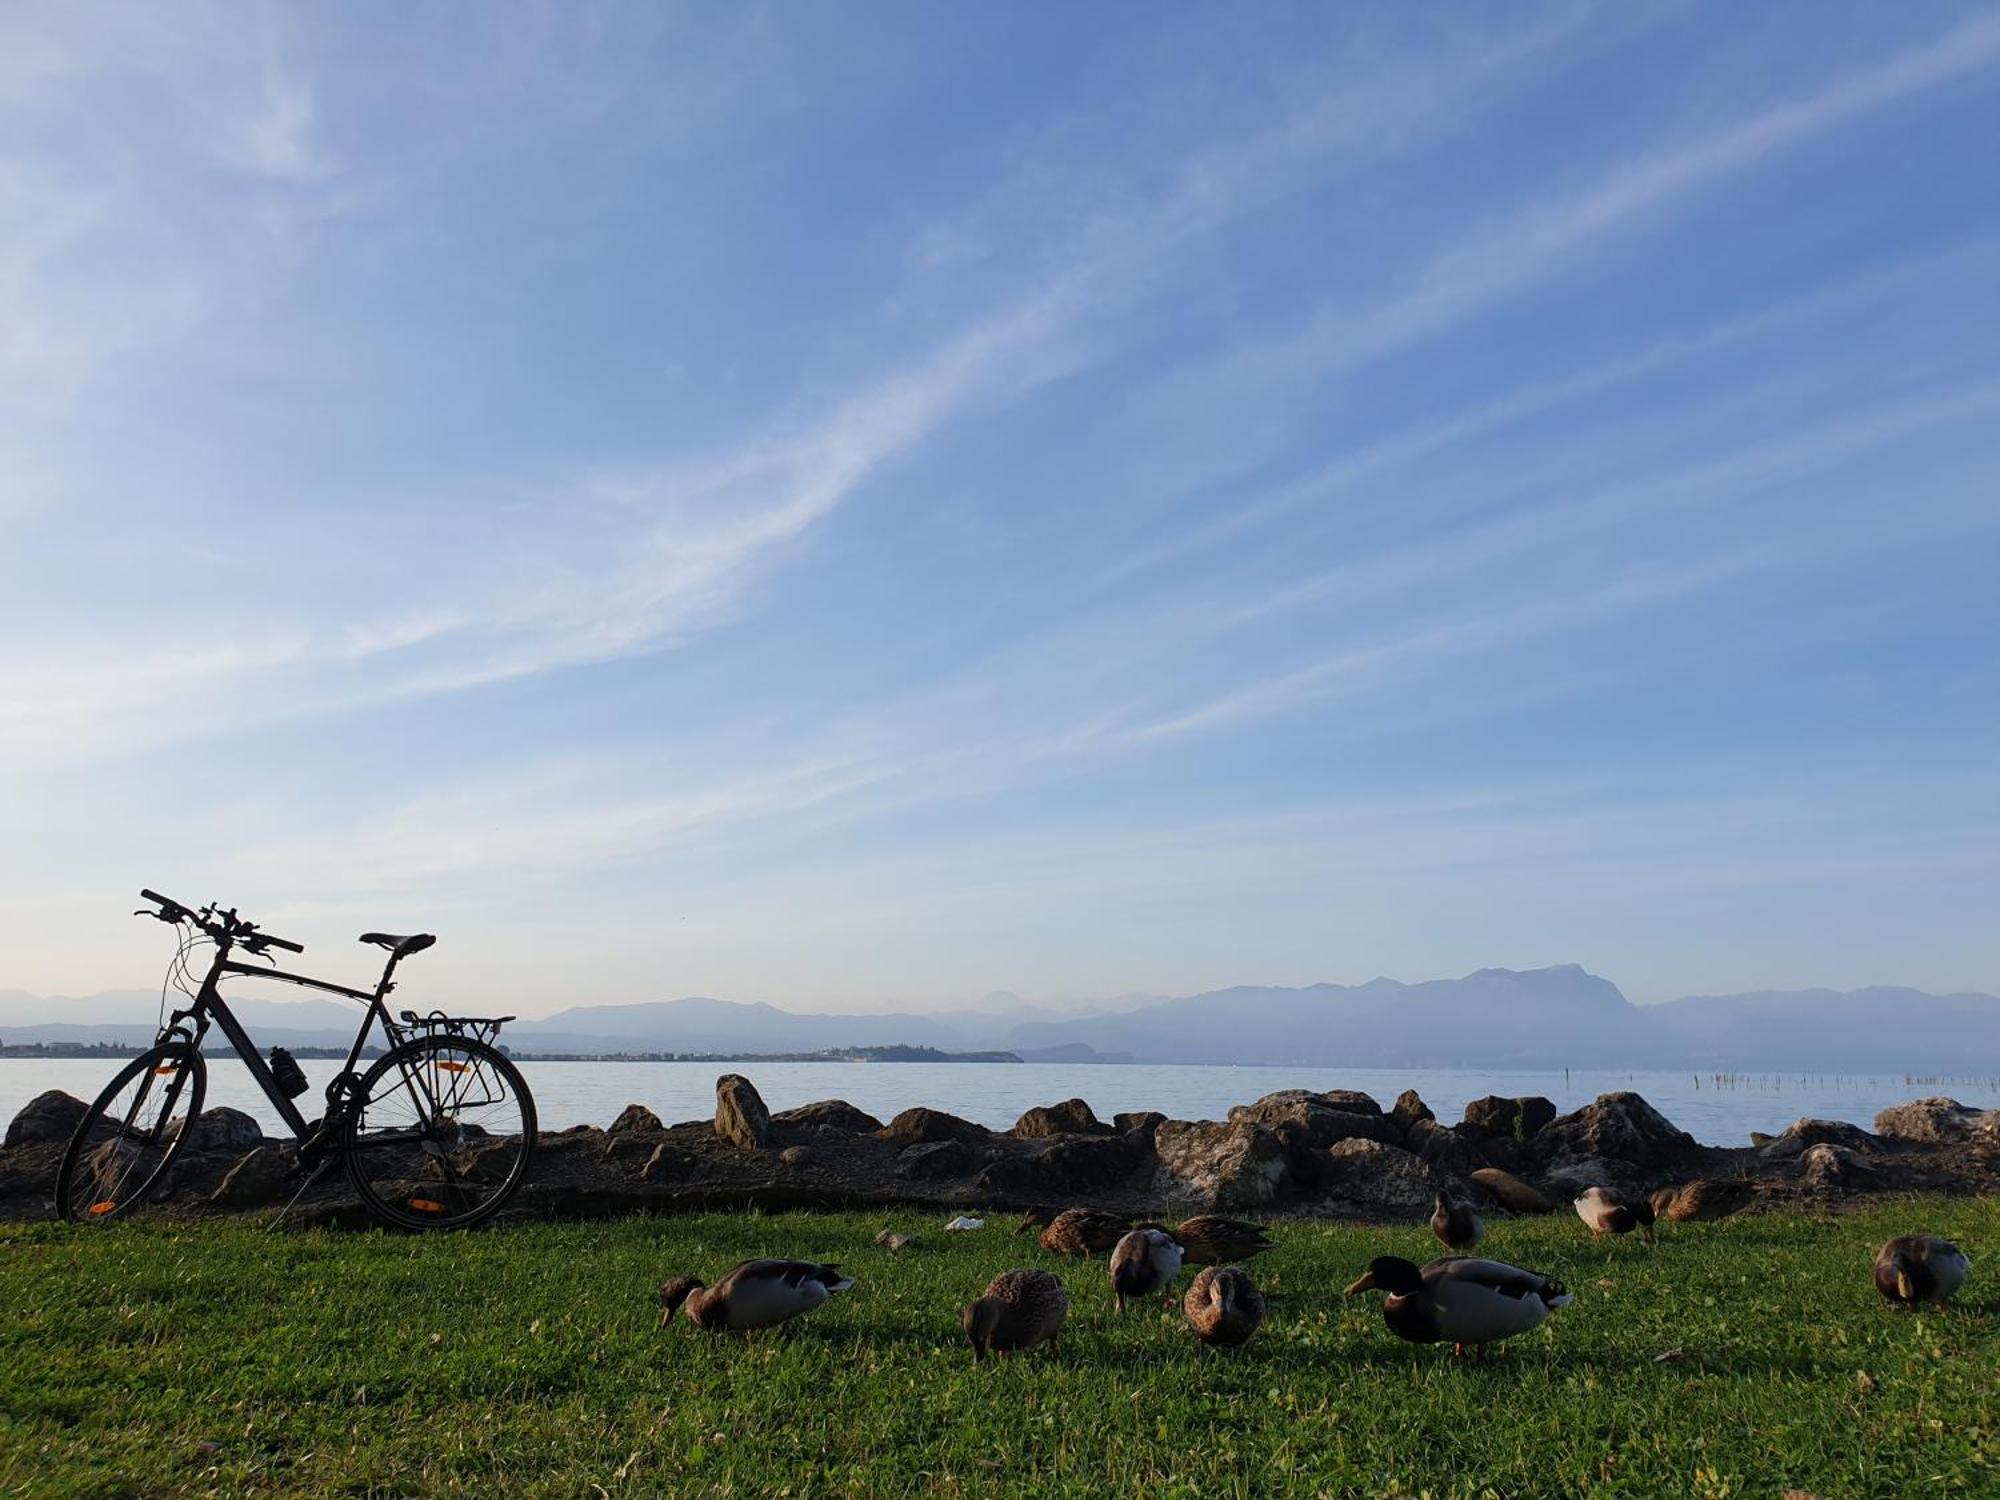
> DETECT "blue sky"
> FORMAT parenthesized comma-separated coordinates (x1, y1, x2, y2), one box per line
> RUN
(3, 2, 1997, 1013)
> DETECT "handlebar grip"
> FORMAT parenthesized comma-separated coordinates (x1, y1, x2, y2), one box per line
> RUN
(140, 888, 172, 906)
(260, 934, 305, 955)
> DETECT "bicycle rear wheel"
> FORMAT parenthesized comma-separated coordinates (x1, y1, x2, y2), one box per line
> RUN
(343, 1034, 536, 1231)
(55, 1041, 207, 1223)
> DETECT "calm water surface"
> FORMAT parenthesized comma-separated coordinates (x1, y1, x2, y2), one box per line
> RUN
(4, 1058, 1994, 1146)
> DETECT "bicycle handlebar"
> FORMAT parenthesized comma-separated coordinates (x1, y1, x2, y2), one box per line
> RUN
(137, 889, 305, 954)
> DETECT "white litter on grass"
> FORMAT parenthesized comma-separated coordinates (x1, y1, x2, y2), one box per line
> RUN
(943, 1215, 985, 1232)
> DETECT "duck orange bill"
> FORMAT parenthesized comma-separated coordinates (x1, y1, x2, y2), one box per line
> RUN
(87, 1200, 117, 1216)
(1342, 1271, 1377, 1295)
(408, 1198, 445, 1214)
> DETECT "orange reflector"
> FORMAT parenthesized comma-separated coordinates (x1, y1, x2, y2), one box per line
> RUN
(88, 1200, 117, 1216)
(154, 1065, 178, 1075)
(435, 1060, 469, 1073)
(408, 1198, 445, 1214)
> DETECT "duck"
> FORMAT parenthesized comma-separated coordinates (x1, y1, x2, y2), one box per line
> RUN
(657, 1259, 854, 1335)
(1038, 1207, 1131, 1256)
(1651, 1179, 1757, 1224)
(1430, 1192, 1483, 1252)
(962, 1268, 1069, 1359)
(1109, 1226, 1185, 1312)
(1174, 1215, 1276, 1266)
(1183, 1265, 1265, 1348)
(1345, 1255, 1572, 1357)
(1574, 1185, 1654, 1244)
(1874, 1236, 1971, 1308)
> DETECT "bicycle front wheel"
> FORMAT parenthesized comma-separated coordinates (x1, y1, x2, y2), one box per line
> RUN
(343, 1035, 536, 1231)
(55, 1040, 207, 1223)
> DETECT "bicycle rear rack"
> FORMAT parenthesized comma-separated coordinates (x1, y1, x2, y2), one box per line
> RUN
(393, 1009, 516, 1048)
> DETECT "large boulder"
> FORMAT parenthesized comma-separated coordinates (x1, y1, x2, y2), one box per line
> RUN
(210, 1146, 290, 1208)
(878, 1107, 987, 1146)
(1873, 1097, 1992, 1145)
(1319, 1090, 1383, 1115)
(4, 1091, 88, 1148)
(1405, 1117, 1484, 1174)
(640, 1143, 694, 1183)
(1390, 1089, 1435, 1134)
(1533, 1092, 1694, 1170)
(896, 1140, 978, 1181)
(1114, 1110, 1166, 1137)
(1153, 1120, 1289, 1210)
(1758, 1118, 1879, 1160)
(174, 1107, 265, 1154)
(1467, 1166, 1556, 1213)
(770, 1099, 884, 1135)
(1228, 1093, 1400, 1151)
(1322, 1138, 1438, 1213)
(1010, 1099, 1109, 1137)
(608, 1104, 663, 1135)
(1800, 1143, 1877, 1192)
(713, 1075, 772, 1150)
(1027, 1135, 1147, 1195)
(1457, 1095, 1557, 1142)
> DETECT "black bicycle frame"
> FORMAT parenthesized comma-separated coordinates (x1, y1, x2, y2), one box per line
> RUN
(168, 939, 417, 1141)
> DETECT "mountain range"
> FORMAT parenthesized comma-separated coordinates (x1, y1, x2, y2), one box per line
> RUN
(5, 966, 1997, 1071)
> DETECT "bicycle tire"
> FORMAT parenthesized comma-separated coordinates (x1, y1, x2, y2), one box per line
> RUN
(342, 1034, 537, 1231)
(55, 1040, 208, 1224)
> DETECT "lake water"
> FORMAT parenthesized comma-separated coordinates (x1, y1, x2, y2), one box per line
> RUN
(5, 1058, 1994, 1147)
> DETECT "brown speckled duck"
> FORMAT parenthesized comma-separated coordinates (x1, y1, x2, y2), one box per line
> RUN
(1183, 1265, 1265, 1348)
(1874, 1236, 1971, 1308)
(1430, 1192, 1483, 1252)
(1174, 1215, 1275, 1266)
(1039, 1207, 1130, 1256)
(657, 1259, 853, 1335)
(1650, 1179, 1757, 1224)
(963, 1269, 1069, 1359)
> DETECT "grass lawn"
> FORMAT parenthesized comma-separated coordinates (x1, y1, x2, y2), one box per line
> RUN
(1, 1198, 1994, 1497)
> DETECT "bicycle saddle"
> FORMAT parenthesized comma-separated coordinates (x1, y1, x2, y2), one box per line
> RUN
(360, 931, 437, 958)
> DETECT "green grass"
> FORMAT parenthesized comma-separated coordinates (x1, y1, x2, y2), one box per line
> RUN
(1, 1200, 1994, 1498)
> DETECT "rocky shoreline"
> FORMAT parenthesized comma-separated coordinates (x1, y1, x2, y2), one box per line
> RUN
(3, 1074, 1995, 1229)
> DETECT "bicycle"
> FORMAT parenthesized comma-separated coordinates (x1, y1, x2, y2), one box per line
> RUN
(55, 889, 538, 1231)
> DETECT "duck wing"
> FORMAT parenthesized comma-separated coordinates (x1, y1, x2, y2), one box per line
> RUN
(1425, 1257, 1570, 1306)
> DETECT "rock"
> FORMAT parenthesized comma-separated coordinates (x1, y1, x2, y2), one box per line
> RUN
(4, 1091, 88, 1148)
(1319, 1090, 1383, 1115)
(875, 1230, 920, 1251)
(174, 1108, 265, 1154)
(1028, 1136, 1145, 1194)
(878, 1107, 987, 1145)
(608, 1104, 664, 1134)
(1467, 1166, 1555, 1213)
(640, 1143, 693, 1183)
(1800, 1143, 1876, 1192)
(1758, 1118, 1880, 1160)
(896, 1140, 977, 1181)
(601, 1133, 653, 1160)
(713, 1075, 772, 1150)
(970, 1156, 1040, 1198)
(778, 1146, 814, 1170)
(1153, 1120, 1290, 1210)
(209, 1146, 290, 1208)
(1390, 1089, 1434, 1134)
(1458, 1095, 1558, 1143)
(1873, 1097, 1987, 1145)
(1228, 1094, 1401, 1151)
(1405, 1117, 1483, 1174)
(1534, 1092, 1694, 1170)
(1011, 1098, 1109, 1137)
(1323, 1138, 1438, 1213)
(770, 1099, 884, 1134)
(1114, 1111, 1166, 1137)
